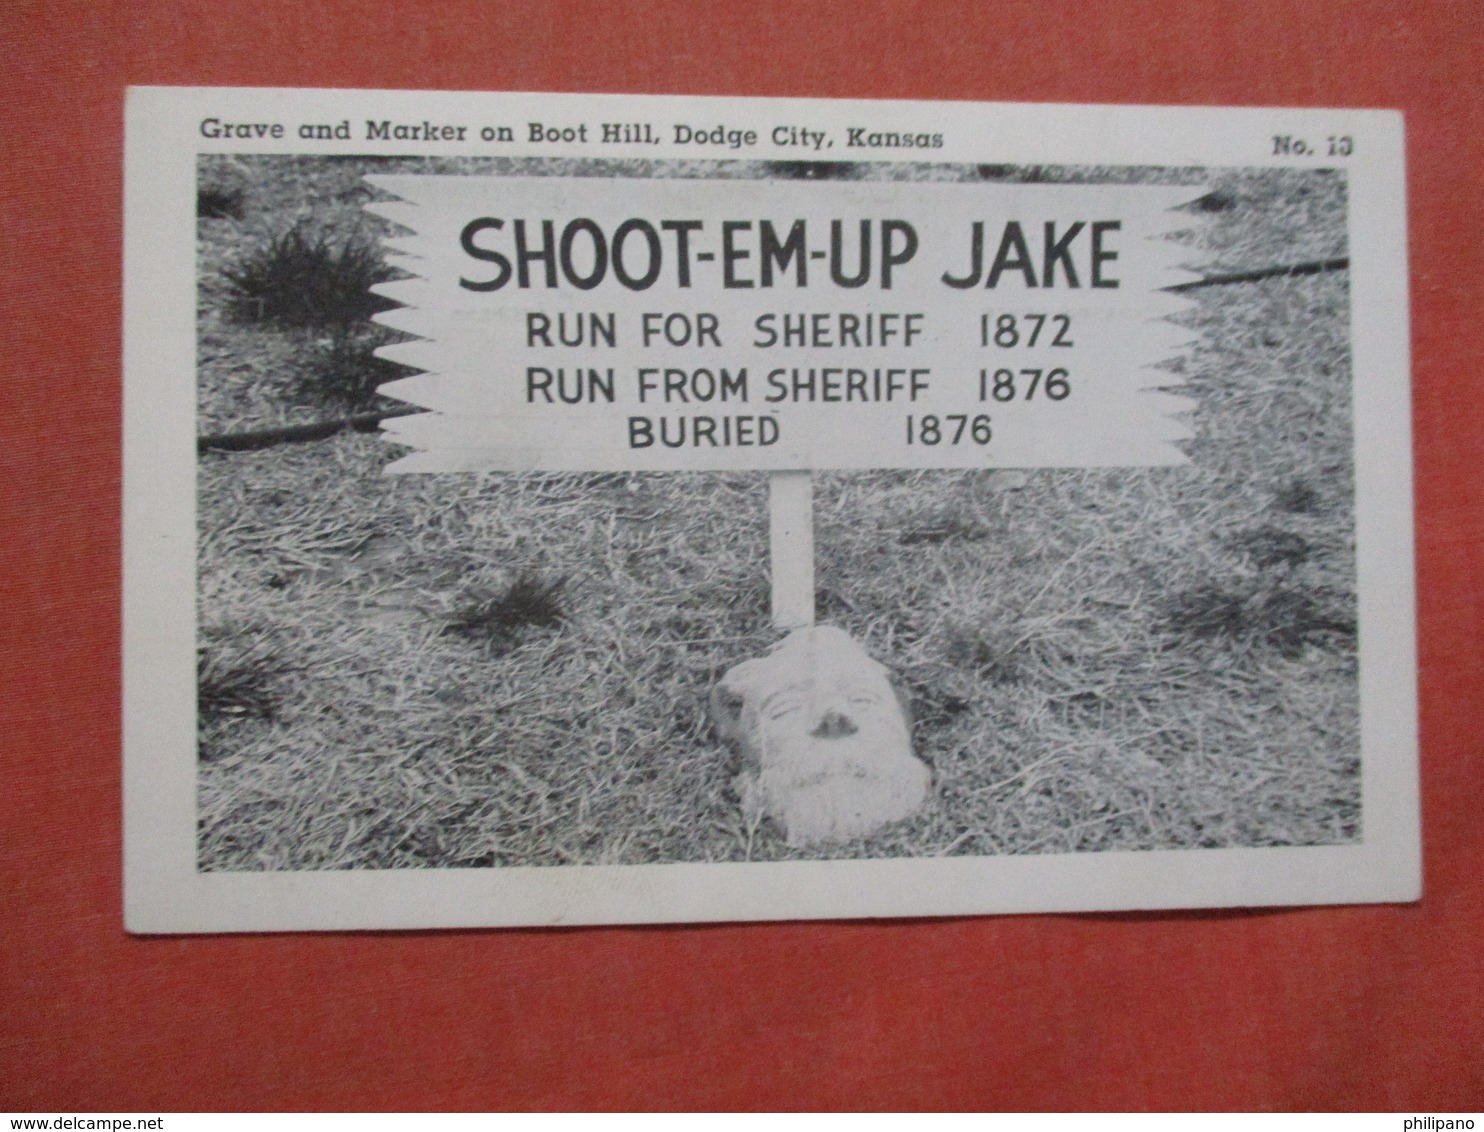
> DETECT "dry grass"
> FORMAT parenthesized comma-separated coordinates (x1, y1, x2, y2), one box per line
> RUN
(195, 155, 1358, 869)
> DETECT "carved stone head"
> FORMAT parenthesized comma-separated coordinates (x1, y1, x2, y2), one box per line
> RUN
(713, 625, 931, 846)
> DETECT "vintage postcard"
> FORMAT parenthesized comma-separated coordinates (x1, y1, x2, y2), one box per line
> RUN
(122, 87, 1418, 931)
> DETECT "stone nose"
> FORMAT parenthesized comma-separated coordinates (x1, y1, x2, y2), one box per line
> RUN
(811, 710, 859, 739)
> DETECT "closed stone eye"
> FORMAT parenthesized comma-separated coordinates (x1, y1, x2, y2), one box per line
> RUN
(761, 690, 806, 721)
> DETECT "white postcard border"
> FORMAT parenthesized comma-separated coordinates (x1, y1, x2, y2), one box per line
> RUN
(123, 87, 1419, 932)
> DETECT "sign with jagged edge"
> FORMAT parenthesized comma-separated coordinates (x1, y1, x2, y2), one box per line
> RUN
(364, 175, 1204, 473)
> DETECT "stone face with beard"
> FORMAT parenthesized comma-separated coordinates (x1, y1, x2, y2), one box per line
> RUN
(713, 625, 931, 846)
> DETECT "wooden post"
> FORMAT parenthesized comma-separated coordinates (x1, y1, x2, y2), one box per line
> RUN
(768, 471, 815, 631)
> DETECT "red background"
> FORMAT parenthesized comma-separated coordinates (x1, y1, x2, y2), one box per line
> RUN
(3, 0, 1481, 1111)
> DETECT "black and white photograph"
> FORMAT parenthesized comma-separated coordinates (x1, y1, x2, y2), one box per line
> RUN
(123, 88, 1419, 930)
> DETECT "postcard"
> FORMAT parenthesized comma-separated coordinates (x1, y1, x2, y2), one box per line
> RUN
(123, 87, 1418, 930)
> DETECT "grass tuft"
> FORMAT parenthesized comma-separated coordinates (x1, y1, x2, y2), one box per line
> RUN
(941, 623, 1024, 685)
(1274, 478, 1321, 514)
(197, 626, 287, 762)
(444, 572, 568, 651)
(1229, 525, 1312, 569)
(223, 223, 398, 329)
(198, 185, 246, 220)
(1190, 190, 1237, 212)
(198, 633, 282, 720)
(304, 327, 410, 411)
(1163, 579, 1355, 656)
